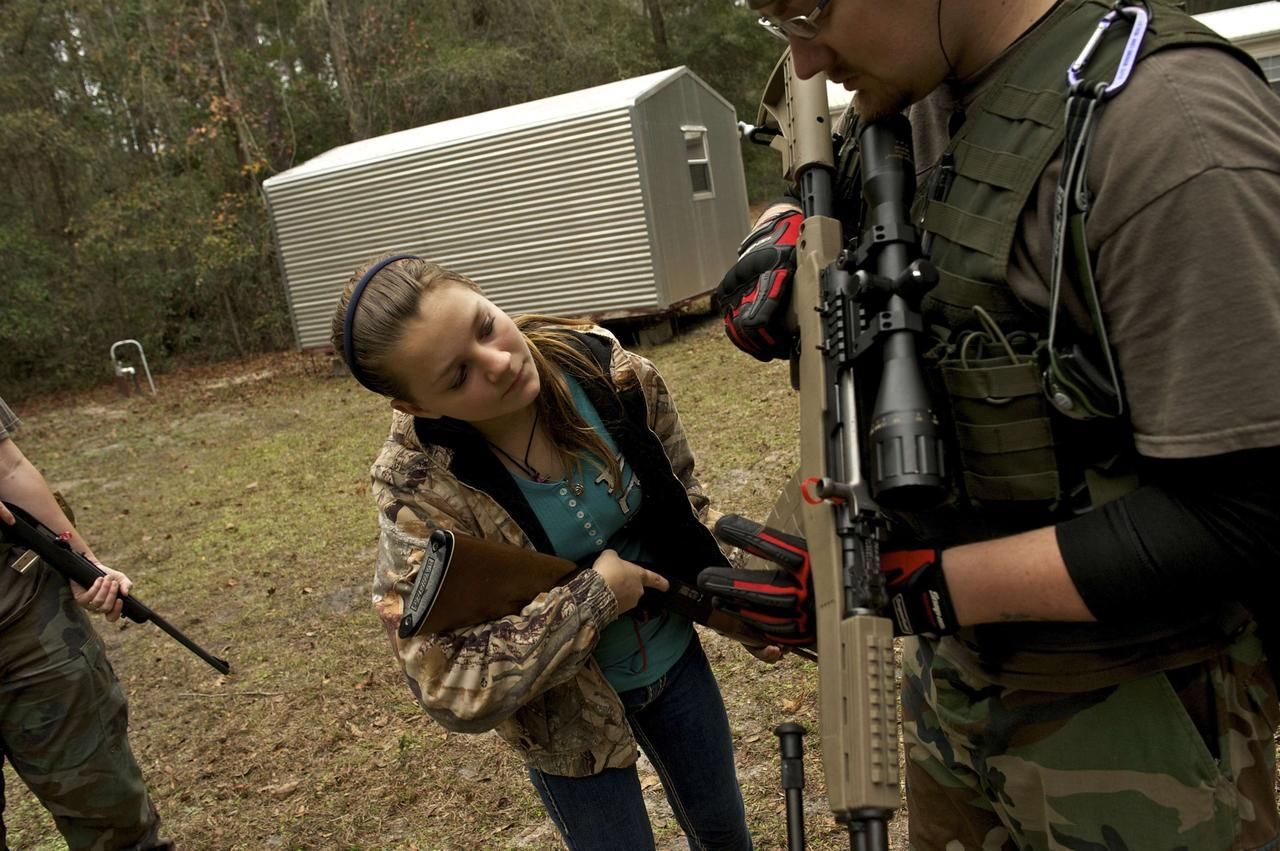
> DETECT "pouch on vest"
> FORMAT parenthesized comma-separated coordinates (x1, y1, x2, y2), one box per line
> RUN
(937, 310, 1060, 504)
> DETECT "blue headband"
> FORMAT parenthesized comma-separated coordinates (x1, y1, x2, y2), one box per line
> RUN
(342, 253, 420, 393)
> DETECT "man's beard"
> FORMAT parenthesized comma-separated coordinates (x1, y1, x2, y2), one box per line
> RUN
(852, 86, 914, 123)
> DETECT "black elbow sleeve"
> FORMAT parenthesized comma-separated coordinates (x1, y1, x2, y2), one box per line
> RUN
(1058, 448, 1280, 622)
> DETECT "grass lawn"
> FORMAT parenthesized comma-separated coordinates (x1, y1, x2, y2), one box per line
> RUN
(3, 313, 908, 850)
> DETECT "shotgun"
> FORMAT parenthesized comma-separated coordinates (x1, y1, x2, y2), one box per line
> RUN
(395, 527, 800, 658)
(1, 500, 231, 675)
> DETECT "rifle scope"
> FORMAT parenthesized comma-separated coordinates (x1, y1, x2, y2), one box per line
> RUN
(855, 116, 947, 511)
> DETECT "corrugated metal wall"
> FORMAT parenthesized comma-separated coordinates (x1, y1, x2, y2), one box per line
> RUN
(633, 74, 749, 305)
(266, 109, 657, 351)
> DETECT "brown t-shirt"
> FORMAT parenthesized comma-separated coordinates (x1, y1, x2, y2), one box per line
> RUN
(910, 45, 1280, 460)
(895, 42, 1280, 688)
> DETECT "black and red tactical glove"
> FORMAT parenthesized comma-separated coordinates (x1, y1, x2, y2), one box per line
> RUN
(880, 548, 959, 637)
(699, 515, 961, 640)
(697, 514, 814, 646)
(716, 208, 802, 362)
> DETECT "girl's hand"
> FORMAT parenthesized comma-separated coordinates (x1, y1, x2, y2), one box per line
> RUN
(591, 549, 668, 614)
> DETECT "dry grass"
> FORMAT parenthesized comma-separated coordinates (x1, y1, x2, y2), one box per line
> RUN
(3, 315, 907, 850)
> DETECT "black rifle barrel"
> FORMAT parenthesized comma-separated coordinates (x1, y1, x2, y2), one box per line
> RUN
(1, 501, 231, 675)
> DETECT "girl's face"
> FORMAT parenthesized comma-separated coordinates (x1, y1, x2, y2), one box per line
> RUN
(387, 283, 541, 428)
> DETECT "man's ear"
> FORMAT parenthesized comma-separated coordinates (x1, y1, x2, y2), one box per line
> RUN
(391, 398, 439, 419)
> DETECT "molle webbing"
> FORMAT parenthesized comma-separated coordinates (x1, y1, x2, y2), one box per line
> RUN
(940, 340, 1062, 503)
(915, 0, 1260, 330)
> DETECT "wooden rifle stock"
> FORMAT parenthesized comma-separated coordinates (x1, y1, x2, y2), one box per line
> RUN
(397, 528, 772, 650)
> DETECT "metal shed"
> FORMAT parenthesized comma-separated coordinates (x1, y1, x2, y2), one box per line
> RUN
(263, 66, 749, 351)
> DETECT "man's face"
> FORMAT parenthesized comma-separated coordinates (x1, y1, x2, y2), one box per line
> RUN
(764, 0, 947, 120)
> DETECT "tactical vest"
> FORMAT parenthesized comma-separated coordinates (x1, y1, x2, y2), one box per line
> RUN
(837, 0, 1264, 682)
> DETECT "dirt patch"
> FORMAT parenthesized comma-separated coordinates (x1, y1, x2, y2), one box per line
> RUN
(3, 321, 906, 850)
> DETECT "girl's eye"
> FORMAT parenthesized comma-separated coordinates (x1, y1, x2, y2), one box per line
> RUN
(480, 316, 495, 338)
(451, 365, 467, 390)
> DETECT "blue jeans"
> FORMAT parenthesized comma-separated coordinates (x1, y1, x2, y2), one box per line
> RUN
(528, 638, 752, 851)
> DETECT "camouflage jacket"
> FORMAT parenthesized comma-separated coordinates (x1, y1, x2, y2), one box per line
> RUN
(368, 325, 730, 776)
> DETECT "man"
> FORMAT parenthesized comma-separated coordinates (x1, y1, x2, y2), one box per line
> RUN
(0, 395, 171, 850)
(712, 1, 1280, 848)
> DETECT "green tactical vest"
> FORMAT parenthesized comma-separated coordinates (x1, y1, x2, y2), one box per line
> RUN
(837, 0, 1264, 678)
(900, 0, 1263, 530)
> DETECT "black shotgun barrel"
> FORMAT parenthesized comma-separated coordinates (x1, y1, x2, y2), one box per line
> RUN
(1, 501, 230, 675)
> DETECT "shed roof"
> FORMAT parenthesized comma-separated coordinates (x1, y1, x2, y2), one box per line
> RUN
(1196, 2, 1280, 43)
(265, 66, 725, 188)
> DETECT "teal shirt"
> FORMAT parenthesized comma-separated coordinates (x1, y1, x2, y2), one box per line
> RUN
(514, 374, 692, 692)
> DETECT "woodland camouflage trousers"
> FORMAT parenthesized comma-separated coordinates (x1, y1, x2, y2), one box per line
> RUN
(902, 629, 1280, 851)
(0, 567, 169, 851)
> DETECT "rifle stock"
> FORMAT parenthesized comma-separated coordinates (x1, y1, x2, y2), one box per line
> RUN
(398, 528, 774, 651)
(1, 500, 231, 675)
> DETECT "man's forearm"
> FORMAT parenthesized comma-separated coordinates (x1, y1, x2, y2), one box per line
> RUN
(0, 438, 97, 561)
(941, 526, 1096, 625)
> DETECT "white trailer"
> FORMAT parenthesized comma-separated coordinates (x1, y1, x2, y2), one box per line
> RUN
(263, 67, 749, 351)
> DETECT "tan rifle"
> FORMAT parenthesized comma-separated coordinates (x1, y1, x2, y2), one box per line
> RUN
(747, 51, 945, 850)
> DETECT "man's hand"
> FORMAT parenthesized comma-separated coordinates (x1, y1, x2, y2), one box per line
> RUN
(698, 515, 815, 646)
(701, 515, 962, 639)
(1, 497, 131, 622)
(71, 563, 133, 623)
(717, 207, 802, 361)
(880, 549, 959, 637)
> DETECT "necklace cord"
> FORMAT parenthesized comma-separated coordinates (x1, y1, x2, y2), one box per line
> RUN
(489, 407, 551, 483)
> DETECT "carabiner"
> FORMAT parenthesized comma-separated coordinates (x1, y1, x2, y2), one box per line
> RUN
(1067, 1, 1149, 97)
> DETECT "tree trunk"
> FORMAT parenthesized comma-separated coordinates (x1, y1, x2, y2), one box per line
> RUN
(322, 0, 368, 140)
(643, 0, 668, 61)
(221, 286, 246, 357)
(200, 0, 259, 178)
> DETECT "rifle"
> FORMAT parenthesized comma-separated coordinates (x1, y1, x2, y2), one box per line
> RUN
(748, 52, 945, 850)
(396, 527, 796, 656)
(1, 501, 231, 675)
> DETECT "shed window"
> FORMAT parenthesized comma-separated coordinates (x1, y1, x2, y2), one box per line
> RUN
(682, 126, 714, 198)
(1259, 54, 1280, 95)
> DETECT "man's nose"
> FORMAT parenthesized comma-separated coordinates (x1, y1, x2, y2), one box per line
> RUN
(789, 38, 826, 80)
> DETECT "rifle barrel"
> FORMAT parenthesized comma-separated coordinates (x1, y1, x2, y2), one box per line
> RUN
(146, 609, 231, 675)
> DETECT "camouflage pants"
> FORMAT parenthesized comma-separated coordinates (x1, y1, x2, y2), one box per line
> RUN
(901, 630, 1280, 851)
(0, 571, 168, 851)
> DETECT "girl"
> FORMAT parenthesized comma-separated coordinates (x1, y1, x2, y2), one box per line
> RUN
(332, 254, 757, 851)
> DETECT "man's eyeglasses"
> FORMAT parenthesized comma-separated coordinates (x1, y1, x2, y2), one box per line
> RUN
(757, 0, 832, 42)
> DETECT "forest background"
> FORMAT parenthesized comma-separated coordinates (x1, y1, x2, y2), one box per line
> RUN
(0, 0, 1251, 397)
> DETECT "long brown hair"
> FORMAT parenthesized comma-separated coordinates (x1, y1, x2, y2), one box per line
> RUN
(331, 256, 627, 487)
